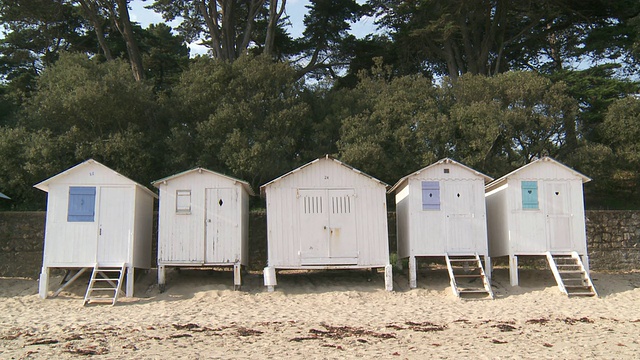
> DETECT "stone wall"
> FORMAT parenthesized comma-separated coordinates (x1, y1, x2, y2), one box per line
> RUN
(0, 212, 45, 278)
(585, 211, 640, 271)
(0, 210, 637, 278)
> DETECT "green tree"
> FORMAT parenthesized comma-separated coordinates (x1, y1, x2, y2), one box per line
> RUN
(149, 0, 287, 61)
(443, 71, 578, 176)
(0, 0, 92, 98)
(166, 55, 312, 187)
(599, 96, 640, 205)
(337, 61, 443, 184)
(17, 53, 163, 191)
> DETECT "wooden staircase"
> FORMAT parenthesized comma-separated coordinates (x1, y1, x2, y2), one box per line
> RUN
(546, 252, 598, 297)
(83, 264, 126, 306)
(445, 254, 494, 299)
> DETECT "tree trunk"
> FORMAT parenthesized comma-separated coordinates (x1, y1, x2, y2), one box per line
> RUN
(264, 0, 285, 57)
(198, 0, 224, 59)
(77, 0, 114, 60)
(114, 0, 144, 81)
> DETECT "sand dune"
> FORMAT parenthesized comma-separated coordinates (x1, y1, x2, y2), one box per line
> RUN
(1, 267, 639, 359)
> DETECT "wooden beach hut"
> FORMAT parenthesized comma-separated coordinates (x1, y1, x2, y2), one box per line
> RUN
(485, 157, 597, 296)
(390, 158, 494, 298)
(35, 159, 156, 304)
(152, 168, 254, 291)
(261, 155, 393, 291)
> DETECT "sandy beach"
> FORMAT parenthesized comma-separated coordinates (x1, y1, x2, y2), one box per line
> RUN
(1, 267, 639, 359)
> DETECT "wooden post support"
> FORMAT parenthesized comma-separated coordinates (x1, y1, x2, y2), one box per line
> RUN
(264, 267, 277, 292)
(509, 255, 519, 286)
(38, 267, 50, 299)
(233, 262, 242, 290)
(581, 255, 590, 276)
(126, 266, 134, 297)
(384, 264, 393, 291)
(408, 256, 417, 288)
(485, 256, 492, 281)
(158, 265, 166, 293)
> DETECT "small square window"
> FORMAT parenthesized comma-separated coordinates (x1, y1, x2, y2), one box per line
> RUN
(176, 190, 191, 214)
(68, 186, 96, 222)
(444, 168, 450, 174)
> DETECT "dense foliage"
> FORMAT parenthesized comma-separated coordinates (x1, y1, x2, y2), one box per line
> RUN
(1, 0, 639, 210)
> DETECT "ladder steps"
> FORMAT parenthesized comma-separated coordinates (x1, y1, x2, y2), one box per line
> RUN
(459, 289, 490, 294)
(547, 252, 597, 297)
(445, 253, 494, 300)
(83, 264, 126, 306)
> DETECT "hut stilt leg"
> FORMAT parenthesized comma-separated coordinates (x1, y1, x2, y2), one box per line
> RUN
(408, 256, 417, 288)
(38, 267, 50, 299)
(485, 256, 492, 281)
(509, 255, 519, 286)
(384, 264, 393, 291)
(126, 266, 134, 297)
(264, 267, 277, 292)
(581, 255, 590, 276)
(158, 265, 166, 293)
(233, 262, 242, 290)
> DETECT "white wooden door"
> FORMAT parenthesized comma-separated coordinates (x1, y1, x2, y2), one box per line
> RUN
(299, 189, 329, 262)
(446, 182, 475, 253)
(205, 188, 237, 263)
(328, 189, 358, 262)
(546, 182, 572, 251)
(299, 189, 358, 265)
(97, 187, 131, 265)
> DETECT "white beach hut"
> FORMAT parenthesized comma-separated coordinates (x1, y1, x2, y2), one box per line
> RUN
(261, 155, 393, 291)
(152, 168, 254, 291)
(35, 159, 156, 304)
(390, 158, 494, 298)
(485, 157, 596, 296)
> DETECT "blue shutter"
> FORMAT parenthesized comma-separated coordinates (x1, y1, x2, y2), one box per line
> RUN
(421, 181, 440, 210)
(521, 181, 539, 209)
(68, 187, 96, 222)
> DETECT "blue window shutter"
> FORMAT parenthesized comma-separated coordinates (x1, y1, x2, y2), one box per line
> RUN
(421, 181, 440, 210)
(521, 181, 539, 209)
(68, 186, 96, 222)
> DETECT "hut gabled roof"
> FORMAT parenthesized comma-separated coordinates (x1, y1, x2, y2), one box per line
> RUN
(485, 157, 591, 193)
(33, 159, 157, 198)
(388, 158, 493, 194)
(152, 167, 255, 196)
(260, 154, 389, 196)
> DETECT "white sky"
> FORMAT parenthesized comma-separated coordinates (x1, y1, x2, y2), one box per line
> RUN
(128, 0, 377, 56)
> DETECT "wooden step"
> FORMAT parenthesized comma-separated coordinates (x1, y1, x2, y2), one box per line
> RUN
(445, 253, 493, 300)
(83, 264, 126, 306)
(547, 252, 597, 297)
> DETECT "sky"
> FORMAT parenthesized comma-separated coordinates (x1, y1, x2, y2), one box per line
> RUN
(128, 0, 378, 56)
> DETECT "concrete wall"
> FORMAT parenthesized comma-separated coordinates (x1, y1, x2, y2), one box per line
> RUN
(0, 210, 636, 278)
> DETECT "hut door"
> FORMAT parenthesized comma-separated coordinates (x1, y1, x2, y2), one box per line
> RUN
(97, 187, 132, 264)
(205, 188, 237, 263)
(328, 189, 358, 263)
(545, 182, 572, 251)
(299, 189, 357, 265)
(446, 182, 475, 253)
